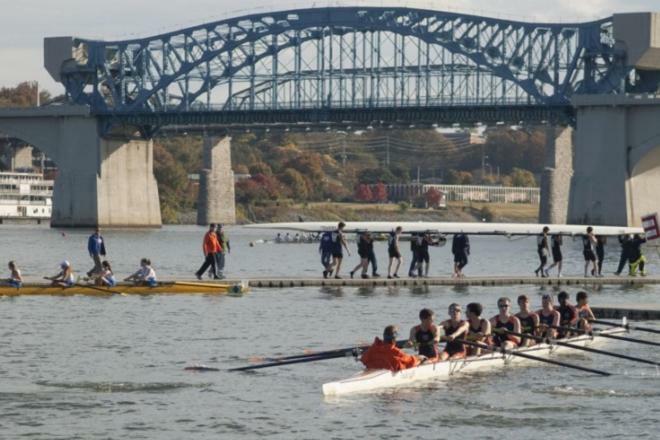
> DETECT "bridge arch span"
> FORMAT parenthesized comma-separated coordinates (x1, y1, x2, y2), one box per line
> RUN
(55, 7, 621, 115)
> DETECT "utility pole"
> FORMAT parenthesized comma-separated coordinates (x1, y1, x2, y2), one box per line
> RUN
(341, 137, 347, 168)
(386, 135, 390, 167)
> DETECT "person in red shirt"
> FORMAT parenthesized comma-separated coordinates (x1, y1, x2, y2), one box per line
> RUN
(361, 326, 425, 371)
(195, 224, 222, 280)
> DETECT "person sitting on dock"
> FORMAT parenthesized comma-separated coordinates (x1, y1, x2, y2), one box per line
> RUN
(361, 325, 425, 371)
(515, 294, 540, 347)
(407, 308, 440, 360)
(557, 291, 578, 338)
(576, 291, 595, 331)
(490, 297, 521, 350)
(465, 302, 492, 356)
(95, 260, 116, 287)
(439, 303, 470, 360)
(537, 293, 560, 339)
(46, 261, 75, 287)
(3, 261, 23, 288)
(124, 258, 157, 287)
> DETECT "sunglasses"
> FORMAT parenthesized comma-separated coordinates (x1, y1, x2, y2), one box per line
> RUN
(498, 304, 510, 308)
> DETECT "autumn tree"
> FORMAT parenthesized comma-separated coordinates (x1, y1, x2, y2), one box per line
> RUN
(354, 184, 374, 202)
(425, 188, 443, 208)
(372, 182, 388, 202)
(510, 167, 537, 187)
(279, 168, 310, 200)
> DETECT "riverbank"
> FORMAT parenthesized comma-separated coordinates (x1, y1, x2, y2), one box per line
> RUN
(234, 201, 539, 224)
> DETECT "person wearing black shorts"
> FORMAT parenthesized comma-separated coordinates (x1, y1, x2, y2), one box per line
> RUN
(546, 234, 563, 277)
(534, 226, 550, 278)
(330, 222, 351, 279)
(387, 226, 403, 279)
(350, 232, 372, 279)
(582, 226, 597, 277)
(452, 233, 470, 278)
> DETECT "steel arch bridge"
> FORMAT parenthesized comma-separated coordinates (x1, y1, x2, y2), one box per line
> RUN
(55, 7, 629, 133)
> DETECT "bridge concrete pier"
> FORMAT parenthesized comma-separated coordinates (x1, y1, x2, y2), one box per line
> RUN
(196, 136, 236, 225)
(569, 95, 660, 227)
(540, 127, 573, 224)
(0, 106, 161, 227)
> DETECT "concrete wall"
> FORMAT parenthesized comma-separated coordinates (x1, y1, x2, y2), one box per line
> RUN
(197, 136, 236, 225)
(569, 95, 660, 226)
(539, 127, 573, 224)
(0, 107, 161, 227)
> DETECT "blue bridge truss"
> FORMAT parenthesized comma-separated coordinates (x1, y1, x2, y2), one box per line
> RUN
(57, 7, 633, 132)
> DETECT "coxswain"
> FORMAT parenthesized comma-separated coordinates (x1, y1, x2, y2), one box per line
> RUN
(490, 297, 521, 350)
(407, 308, 440, 360)
(575, 291, 596, 331)
(515, 294, 540, 346)
(582, 227, 598, 278)
(556, 291, 578, 338)
(537, 293, 560, 339)
(46, 260, 75, 287)
(361, 325, 425, 371)
(465, 302, 492, 356)
(124, 258, 157, 287)
(3, 261, 23, 288)
(439, 303, 469, 360)
(387, 226, 403, 279)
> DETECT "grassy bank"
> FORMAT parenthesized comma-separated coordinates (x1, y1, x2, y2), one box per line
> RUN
(235, 201, 539, 224)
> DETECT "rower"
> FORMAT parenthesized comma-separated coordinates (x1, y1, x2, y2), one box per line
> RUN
(537, 293, 560, 339)
(3, 261, 23, 288)
(490, 297, 521, 350)
(124, 258, 157, 287)
(465, 302, 492, 356)
(95, 260, 116, 287)
(361, 325, 425, 371)
(576, 291, 596, 331)
(439, 303, 469, 360)
(46, 261, 75, 287)
(407, 308, 440, 360)
(557, 291, 578, 338)
(515, 294, 540, 347)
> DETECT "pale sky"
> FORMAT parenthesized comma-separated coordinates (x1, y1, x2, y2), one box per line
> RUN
(0, 0, 657, 94)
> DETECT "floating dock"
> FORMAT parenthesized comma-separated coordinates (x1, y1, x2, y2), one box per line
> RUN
(245, 276, 660, 289)
(592, 305, 660, 321)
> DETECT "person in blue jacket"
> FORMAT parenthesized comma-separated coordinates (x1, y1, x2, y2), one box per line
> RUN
(87, 227, 107, 277)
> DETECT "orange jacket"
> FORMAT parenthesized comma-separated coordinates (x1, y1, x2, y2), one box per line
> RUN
(203, 231, 222, 255)
(360, 338, 419, 371)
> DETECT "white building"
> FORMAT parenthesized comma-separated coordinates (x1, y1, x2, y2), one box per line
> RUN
(0, 172, 53, 221)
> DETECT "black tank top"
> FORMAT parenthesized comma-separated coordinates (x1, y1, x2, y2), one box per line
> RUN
(558, 305, 576, 326)
(468, 319, 487, 335)
(517, 313, 536, 334)
(493, 316, 515, 346)
(582, 235, 594, 252)
(538, 311, 555, 327)
(415, 327, 438, 358)
(443, 321, 465, 354)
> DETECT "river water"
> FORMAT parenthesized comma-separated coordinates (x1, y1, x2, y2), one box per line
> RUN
(1, 225, 658, 439)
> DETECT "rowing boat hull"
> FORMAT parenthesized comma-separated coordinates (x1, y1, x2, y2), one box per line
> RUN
(0, 281, 248, 296)
(322, 328, 625, 396)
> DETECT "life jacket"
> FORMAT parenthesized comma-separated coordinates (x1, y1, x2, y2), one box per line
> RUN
(360, 338, 419, 371)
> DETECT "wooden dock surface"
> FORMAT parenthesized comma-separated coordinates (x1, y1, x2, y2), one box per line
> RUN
(244, 276, 660, 289)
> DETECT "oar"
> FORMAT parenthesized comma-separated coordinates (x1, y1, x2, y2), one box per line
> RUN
(551, 325, 660, 348)
(502, 330, 660, 367)
(229, 352, 352, 372)
(591, 319, 660, 335)
(457, 339, 611, 376)
(248, 340, 409, 364)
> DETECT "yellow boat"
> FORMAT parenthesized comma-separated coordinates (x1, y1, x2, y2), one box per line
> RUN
(0, 281, 249, 297)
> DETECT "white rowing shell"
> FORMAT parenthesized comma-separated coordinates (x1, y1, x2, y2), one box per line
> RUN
(322, 327, 625, 396)
(246, 221, 643, 236)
